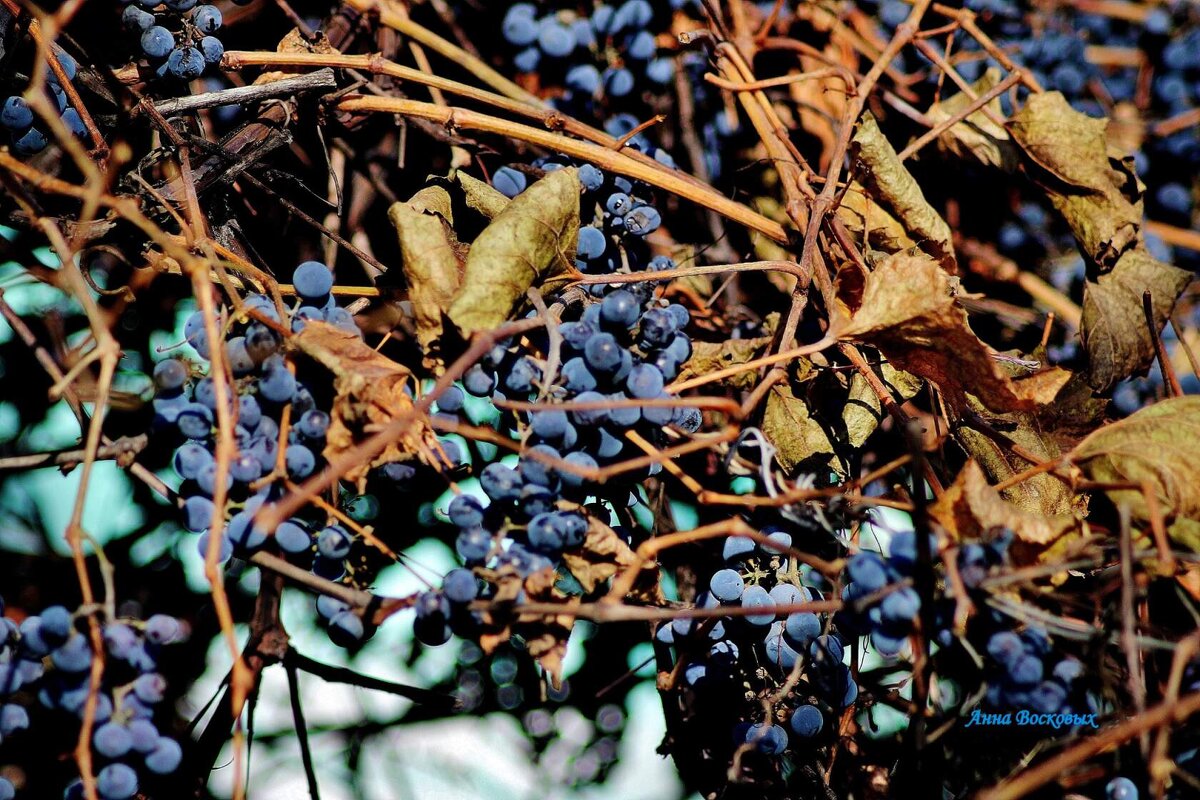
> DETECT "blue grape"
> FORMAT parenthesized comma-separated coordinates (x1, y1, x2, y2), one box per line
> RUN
(165, 46, 205, 80)
(199, 35, 224, 64)
(502, 4, 538, 46)
(480, 463, 522, 502)
(600, 290, 640, 329)
(584, 333, 622, 373)
(145, 736, 183, 774)
(570, 390, 609, 426)
(259, 366, 296, 403)
(493, 166, 527, 198)
(436, 386, 465, 413)
(562, 358, 597, 392)
(740, 585, 776, 626)
(456, 526, 492, 562)
(1107, 777, 1139, 800)
(624, 205, 661, 236)
(316, 525, 352, 559)
(12, 127, 48, 155)
(293, 261, 333, 299)
(577, 226, 607, 261)
(141, 26, 175, 59)
(443, 568, 478, 603)
(790, 704, 823, 738)
(463, 365, 496, 396)
(297, 409, 330, 440)
(193, 4, 222, 32)
(448, 495, 485, 528)
(1, 97, 32, 131)
(0, 704, 29, 736)
(560, 451, 597, 488)
(97, 763, 138, 799)
(275, 520, 311, 553)
(709, 568, 745, 602)
(625, 363, 664, 399)
(94, 721, 133, 757)
(52, 634, 92, 672)
(744, 722, 787, 755)
(537, 19, 576, 57)
(182, 495, 214, 532)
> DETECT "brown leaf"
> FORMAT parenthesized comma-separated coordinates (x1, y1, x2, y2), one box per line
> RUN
(762, 382, 841, 476)
(1011, 366, 1074, 406)
(839, 253, 1026, 412)
(447, 168, 580, 335)
(835, 180, 918, 258)
(450, 171, 511, 221)
(957, 403, 1079, 521)
(562, 518, 662, 602)
(1007, 92, 1140, 269)
(291, 321, 436, 487)
(1080, 246, 1193, 391)
(1070, 396, 1200, 552)
(851, 113, 957, 272)
(676, 336, 774, 391)
(844, 362, 922, 448)
(923, 68, 1019, 171)
(930, 460, 1076, 545)
(388, 188, 465, 366)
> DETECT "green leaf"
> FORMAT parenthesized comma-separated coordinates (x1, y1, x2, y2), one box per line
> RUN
(761, 382, 840, 476)
(850, 113, 956, 272)
(447, 168, 580, 335)
(922, 68, 1018, 171)
(1080, 247, 1193, 391)
(1070, 396, 1200, 551)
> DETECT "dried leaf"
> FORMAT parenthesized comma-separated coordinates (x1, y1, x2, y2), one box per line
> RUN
(931, 460, 1076, 545)
(923, 68, 1018, 171)
(292, 321, 434, 487)
(1011, 366, 1074, 406)
(1080, 247, 1192, 391)
(450, 171, 511, 220)
(1007, 92, 1140, 269)
(844, 363, 922, 448)
(388, 189, 464, 363)
(447, 168, 580, 335)
(839, 253, 1026, 412)
(958, 405, 1079, 521)
(562, 518, 662, 603)
(1070, 396, 1200, 551)
(851, 113, 956, 272)
(676, 336, 774, 391)
(835, 181, 917, 257)
(762, 382, 841, 476)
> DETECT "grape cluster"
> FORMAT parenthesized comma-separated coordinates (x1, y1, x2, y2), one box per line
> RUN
(120, 0, 235, 81)
(1, 48, 88, 155)
(156, 263, 367, 623)
(835, 530, 948, 656)
(656, 529, 853, 764)
(501, 2, 674, 101)
(382, 159, 703, 647)
(0, 599, 185, 799)
(499, 2, 741, 182)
